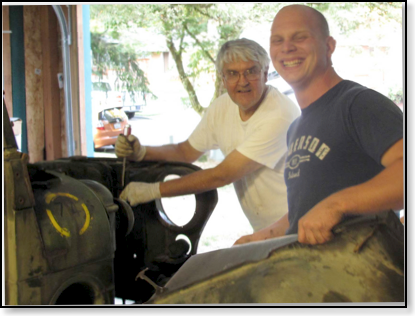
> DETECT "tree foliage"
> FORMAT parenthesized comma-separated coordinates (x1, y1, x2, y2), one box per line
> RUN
(90, 22, 153, 98)
(90, 3, 402, 116)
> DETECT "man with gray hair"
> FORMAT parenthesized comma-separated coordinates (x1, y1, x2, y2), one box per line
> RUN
(116, 38, 300, 234)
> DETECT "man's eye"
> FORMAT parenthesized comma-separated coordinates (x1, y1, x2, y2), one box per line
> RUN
(294, 36, 306, 41)
(248, 68, 260, 75)
(271, 38, 283, 44)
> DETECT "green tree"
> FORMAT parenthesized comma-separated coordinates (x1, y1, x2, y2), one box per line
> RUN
(91, 4, 286, 116)
(90, 29, 153, 100)
(90, 3, 402, 116)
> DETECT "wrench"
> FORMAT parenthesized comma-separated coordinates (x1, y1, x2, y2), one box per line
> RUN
(121, 124, 132, 187)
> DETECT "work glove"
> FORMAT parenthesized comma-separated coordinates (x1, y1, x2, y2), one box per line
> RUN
(120, 182, 161, 206)
(115, 134, 146, 162)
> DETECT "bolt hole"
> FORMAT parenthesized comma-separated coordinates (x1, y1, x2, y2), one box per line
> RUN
(175, 234, 192, 255)
(55, 283, 96, 305)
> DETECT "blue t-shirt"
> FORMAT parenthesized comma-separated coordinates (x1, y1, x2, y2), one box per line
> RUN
(284, 80, 403, 234)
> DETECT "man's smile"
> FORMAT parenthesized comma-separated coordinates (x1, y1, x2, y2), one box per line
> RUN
(237, 89, 252, 93)
(281, 58, 304, 68)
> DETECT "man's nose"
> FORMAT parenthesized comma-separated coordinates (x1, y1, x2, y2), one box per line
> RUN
(281, 40, 296, 53)
(238, 73, 250, 85)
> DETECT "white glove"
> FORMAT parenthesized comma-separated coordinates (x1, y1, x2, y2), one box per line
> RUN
(120, 182, 161, 206)
(115, 134, 146, 162)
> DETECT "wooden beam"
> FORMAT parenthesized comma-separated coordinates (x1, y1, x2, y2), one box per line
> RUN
(41, 6, 62, 160)
(24, 6, 44, 163)
(56, 18, 67, 158)
(76, 5, 88, 156)
(3, 6, 13, 116)
(69, 5, 81, 156)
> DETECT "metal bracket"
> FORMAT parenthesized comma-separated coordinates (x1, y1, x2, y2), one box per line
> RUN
(135, 268, 164, 295)
(10, 155, 36, 210)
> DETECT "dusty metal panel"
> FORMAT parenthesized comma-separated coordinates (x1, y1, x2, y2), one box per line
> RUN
(150, 213, 404, 304)
(23, 6, 45, 163)
(160, 234, 298, 295)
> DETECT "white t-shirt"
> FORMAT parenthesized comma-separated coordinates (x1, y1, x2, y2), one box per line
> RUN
(188, 86, 301, 232)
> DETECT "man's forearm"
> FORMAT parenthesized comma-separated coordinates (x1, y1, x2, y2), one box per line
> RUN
(158, 150, 264, 198)
(329, 158, 403, 217)
(159, 167, 232, 197)
(297, 157, 403, 245)
(144, 141, 202, 163)
(144, 144, 184, 162)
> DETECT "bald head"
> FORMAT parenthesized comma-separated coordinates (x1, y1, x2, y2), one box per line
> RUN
(275, 5, 330, 39)
(269, 3, 340, 97)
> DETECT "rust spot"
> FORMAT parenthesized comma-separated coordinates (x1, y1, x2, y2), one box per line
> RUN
(323, 291, 352, 302)
(26, 277, 42, 288)
(28, 266, 43, 277)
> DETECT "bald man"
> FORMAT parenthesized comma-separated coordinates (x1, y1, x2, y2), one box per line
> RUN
(235, 5, 403, 245)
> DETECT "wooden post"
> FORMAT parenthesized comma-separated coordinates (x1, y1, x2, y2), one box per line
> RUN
(41, 6, 63, 160)
(69, 5, 82, 156)
(76, 5, 88, 156)
(24, 6, 44, 163)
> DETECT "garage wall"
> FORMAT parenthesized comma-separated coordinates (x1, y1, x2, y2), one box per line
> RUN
(3, 5, 87, 162)
(41, 6, 63, 160)
(3, 6, 13, 116)
(24, 6, 45, 163)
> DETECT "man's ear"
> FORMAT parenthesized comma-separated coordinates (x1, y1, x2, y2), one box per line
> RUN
(221, 74, 226, 86)
(264, 66, 269, 81)
(326, 36, 336, 62)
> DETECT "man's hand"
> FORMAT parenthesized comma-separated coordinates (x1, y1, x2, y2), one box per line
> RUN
(298, 139, 403, 245)
(233, 213, 290, 246)
(120, 182, 161, 206)
(297, 198, 344, 245)
(115, 134, 146, 161)
(233, 234, 257, 246)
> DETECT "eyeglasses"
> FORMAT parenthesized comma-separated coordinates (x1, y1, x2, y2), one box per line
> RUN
(222, 66, 263, 84)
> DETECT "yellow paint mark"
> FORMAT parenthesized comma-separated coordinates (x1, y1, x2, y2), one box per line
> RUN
(45, 192, 91, 237)
(79, 203, 90, 235)
(46, 209, 71, 237)
(45, 192, 78, 204)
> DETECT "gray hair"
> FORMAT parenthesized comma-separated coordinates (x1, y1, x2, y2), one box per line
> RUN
(215, 38, 270, 74)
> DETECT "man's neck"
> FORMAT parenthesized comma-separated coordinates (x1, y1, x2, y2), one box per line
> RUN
(294, 70, 343, 110)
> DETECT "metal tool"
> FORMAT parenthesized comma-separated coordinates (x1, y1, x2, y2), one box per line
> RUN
(136, 267, 164, 295)
(121, 124, 132, 187)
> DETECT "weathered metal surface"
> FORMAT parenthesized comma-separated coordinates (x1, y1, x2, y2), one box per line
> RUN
(31, 171, 116, 272)
(5, 102, 219, 304)
(149, 212, 404, 304)
(4, 103, 117, 305)
(31, 157, 219, 303)
(5, 164, 117, 305)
